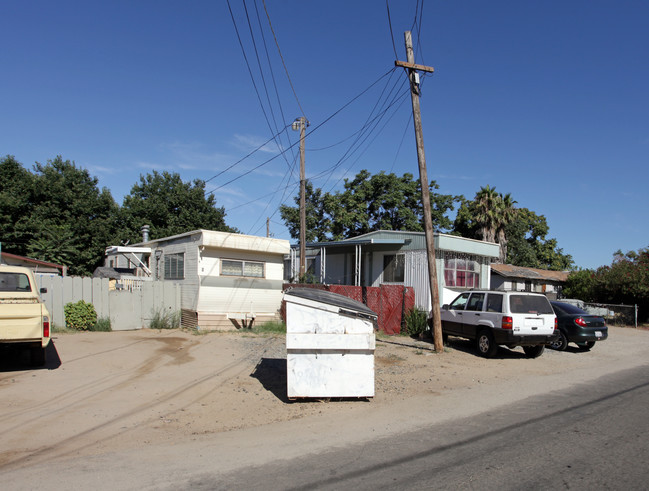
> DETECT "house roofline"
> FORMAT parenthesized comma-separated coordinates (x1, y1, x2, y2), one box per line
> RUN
(0, 251, 67, 275)
(491, 263, 570, 282)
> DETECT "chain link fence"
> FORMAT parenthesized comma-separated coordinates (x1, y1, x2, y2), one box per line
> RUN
(582, 302, 638, 328)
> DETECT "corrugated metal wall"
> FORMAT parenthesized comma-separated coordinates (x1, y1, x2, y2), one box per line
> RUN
(405, 250, 432, 310)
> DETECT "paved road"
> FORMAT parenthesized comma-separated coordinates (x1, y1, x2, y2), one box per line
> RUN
(197, 364, 649, 490)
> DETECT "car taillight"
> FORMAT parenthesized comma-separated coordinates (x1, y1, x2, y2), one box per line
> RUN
(554, 317, 558, 330)
(43, 316, 50, 338)
(575, 317, 587, 327)
(502, 316, 513, 329)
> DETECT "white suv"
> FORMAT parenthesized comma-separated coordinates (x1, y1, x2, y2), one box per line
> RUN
(440, 290, 557, 358)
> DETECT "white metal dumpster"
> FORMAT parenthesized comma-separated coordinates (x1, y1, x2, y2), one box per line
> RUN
(284, 288, 377, 399)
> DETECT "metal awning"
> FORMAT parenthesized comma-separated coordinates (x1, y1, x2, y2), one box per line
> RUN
(290, 238, 407, 287)
(104, 246, 152, 276)
(105, 246, 152, 255)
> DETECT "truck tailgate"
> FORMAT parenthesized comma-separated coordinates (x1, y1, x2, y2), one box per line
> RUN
(0, 301, 44, 342)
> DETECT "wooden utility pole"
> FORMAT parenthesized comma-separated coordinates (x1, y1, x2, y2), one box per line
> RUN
(395, 31, 443, 352)
(292, 117, 308, 278)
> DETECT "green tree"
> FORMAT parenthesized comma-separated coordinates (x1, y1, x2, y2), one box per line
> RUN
(453, 186, 519, 264)
(474, 184, 500, 243)
(119, 170, 237, 244)
(0, 155, 36, 257)
(592, 248, 649, 321)
(505, 208, 573, 270)
(27, 223, 77, 266)
(280, 170, 461, 241)
(30, 156, 120, 275)
(1, 156, 119, 275)
(279, 181, 331, 242)
(563, 269, 597, 301)
(496, 193, 517, 263)
(454, 190, 573, 271)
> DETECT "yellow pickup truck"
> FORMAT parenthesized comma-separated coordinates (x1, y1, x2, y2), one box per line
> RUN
(0, 265, 50, 366)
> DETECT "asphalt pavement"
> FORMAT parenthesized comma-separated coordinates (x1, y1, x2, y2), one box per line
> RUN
(205, 363, 649, 490)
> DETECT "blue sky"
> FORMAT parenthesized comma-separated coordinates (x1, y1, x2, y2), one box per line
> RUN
(2, 1, 647, 270)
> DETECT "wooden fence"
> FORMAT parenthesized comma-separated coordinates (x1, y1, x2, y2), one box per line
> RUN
(36, 276, 181, 331)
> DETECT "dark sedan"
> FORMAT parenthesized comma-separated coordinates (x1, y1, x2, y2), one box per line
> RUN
(549, 301, 608, 351)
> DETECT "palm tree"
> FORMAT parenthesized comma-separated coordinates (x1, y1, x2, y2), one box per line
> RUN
(496, 193, 517, 263)
(473, 185, 499, 243)
(472, 186, 517, 263)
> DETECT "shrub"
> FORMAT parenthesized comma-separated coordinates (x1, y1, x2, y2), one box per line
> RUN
(150, 309, 181, 330)
(92, 317, 112, 332)
(64, 300, 98, 331)
(404, 307, 428, 336)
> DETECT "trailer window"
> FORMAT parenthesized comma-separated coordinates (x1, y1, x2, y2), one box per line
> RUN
(221, 259, 265, 278)
(164, 253, 185, 280)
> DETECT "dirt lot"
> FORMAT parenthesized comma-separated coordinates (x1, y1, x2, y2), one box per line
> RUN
(1, 326, 648, 487)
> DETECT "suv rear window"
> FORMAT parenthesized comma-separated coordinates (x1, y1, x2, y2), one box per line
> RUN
(509, 294, 553, 315)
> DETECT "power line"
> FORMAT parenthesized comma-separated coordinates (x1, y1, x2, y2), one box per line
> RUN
(203, 124, 290, 185)
(322, 88, 410, 192)
(226, 0, 275, 149)
(313, 71, 409, 189)
(389, 111, 413, 172)
(252, 0, 297, 166)
(386, 0, 399, 59)
(244, 151, 300, 235)
(262, 0, 308, 120)
(229, 177, 298, 212)
(258, 76, 410, 234)
(236, 0, 295, 175)
(412, 0, 427, 72)
(206, 68, 396, 194)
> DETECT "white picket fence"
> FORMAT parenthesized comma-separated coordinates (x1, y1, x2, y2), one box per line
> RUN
(36, 276, 181, 331)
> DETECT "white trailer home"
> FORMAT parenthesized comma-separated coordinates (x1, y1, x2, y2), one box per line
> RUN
(105, 230, 290, 330)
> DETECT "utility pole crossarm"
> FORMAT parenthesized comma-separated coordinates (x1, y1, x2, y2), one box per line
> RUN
(394, 60, 435, 74)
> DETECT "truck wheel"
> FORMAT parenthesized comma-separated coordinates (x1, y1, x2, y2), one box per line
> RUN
(476, 329, 498, 358)
(577, 341, 596, 351)
(549, 331, 568, 351)
(30, 347, 46, 366)
(523, 345, 545, 358)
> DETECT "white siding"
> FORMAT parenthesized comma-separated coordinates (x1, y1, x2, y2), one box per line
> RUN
(196, 248, 285, 316)
(152, 239, 200, 312)
(196, 282, 283, 315)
